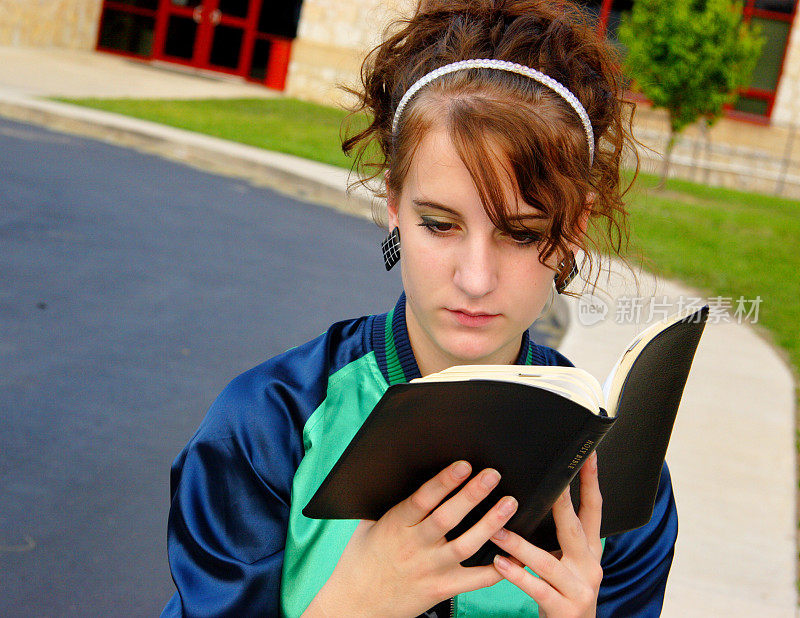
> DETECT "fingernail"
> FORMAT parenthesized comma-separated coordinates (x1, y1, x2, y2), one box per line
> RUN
(494, 555, 510, 569)
(590, 451, 598, 471)
(498, 497, 517, 516)
(493, 528, 508, 540)
(482, 469, 501, 488)
(453, 461, 471, 478)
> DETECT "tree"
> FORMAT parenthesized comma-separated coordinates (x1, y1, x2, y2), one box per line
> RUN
(618, 0, 765, 184)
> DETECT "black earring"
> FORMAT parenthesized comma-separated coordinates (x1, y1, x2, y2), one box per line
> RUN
(554, 251, 578, 294)
(382, 227, 401, 271)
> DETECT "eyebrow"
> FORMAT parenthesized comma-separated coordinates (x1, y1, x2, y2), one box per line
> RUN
(411, 199, 460, 217)
(411, 198, 546, 222)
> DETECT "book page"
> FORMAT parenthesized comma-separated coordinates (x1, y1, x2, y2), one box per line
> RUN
(413, 365, 604, 415)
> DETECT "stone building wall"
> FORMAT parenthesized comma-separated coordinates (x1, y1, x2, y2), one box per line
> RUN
(631, 104, 800, 199)
(0, 0, 102, 49)
(284, 0, 414, 107)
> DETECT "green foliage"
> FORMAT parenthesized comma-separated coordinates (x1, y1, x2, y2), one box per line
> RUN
(618, 0, 765, 134)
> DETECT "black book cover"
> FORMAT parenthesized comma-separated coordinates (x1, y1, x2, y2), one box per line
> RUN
(303, 306, 708, 566)
(303, 380, 615, 567)
(531, 306, 709, 550)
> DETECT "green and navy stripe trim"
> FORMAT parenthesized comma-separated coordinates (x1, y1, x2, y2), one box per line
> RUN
(372, 292, 548, 385)
(372, 293, 420, 384)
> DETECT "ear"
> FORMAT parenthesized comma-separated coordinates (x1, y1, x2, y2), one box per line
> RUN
(386, 171, 400, 229)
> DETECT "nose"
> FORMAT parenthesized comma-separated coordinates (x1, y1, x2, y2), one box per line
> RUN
(452, 233, 499, 299)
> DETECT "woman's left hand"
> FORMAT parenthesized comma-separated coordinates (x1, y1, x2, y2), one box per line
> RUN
(490, 451, 603, 618)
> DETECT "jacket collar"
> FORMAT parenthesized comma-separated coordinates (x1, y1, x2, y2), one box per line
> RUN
(372, 292, 545, 385)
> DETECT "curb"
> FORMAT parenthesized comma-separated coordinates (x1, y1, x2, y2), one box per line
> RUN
(0, 90, 375, 220)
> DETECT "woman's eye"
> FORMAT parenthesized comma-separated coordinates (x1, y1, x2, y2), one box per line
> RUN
(419, 219, 454, 233)
(507, 230, 542, 245)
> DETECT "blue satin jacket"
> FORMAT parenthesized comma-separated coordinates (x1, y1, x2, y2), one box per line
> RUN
(161, 294, 678, 617)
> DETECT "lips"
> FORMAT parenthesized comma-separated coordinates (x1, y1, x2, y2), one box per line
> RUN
(446, 308, 501, 327)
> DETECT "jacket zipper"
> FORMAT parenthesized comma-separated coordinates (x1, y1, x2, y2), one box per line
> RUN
(449, 596, 454, 618)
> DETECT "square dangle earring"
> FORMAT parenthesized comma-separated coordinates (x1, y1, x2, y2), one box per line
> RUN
(554, 251, 578, 293)
(382, 227, 401, 271)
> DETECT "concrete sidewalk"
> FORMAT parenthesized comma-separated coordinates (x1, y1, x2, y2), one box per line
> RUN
(559, 263, 797, 616)
(1, 46, 797, 616)
(0, 46, 279, 99)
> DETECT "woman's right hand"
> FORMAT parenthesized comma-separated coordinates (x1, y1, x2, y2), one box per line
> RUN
(301, 460, 519, 618)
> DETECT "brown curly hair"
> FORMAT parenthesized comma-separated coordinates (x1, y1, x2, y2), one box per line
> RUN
(341, 0, 638, 293)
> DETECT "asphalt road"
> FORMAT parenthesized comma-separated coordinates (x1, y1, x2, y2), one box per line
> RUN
(0, 116, 564, 617)
(0, 116, 403, 616)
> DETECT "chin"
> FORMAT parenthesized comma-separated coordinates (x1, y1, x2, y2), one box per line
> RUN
(440, 336, 507, 365)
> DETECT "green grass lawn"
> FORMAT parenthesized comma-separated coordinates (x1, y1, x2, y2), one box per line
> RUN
(56, 97, 360, 169)
(622, 173, 800, 374)
(60, 96, 800, 382)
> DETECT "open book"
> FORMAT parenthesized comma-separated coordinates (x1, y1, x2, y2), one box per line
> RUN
(304, 305, 709, 566)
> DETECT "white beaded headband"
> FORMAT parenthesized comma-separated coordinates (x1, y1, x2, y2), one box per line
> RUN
(391, 58, 595, 166)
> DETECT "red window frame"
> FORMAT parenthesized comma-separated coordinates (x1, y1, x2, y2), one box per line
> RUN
(95, 0, 293, 91)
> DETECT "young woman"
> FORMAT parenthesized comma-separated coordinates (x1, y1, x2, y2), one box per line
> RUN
(161, 1, 678, 616)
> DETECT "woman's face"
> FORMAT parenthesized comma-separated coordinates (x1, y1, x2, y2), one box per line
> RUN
(388, 126, 574, 376)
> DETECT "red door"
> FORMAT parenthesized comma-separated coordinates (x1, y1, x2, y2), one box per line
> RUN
(152, 0, 211, 68)
(148, 0, 292, 89)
